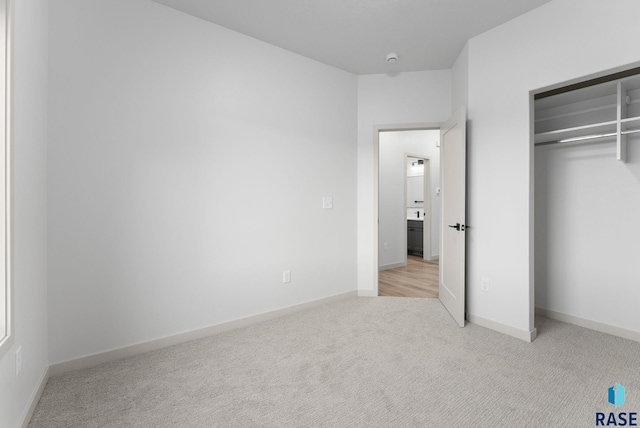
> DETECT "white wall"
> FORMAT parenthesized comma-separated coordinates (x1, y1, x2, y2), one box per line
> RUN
(357, 70, 452, 292)
(466, 0, 640, 334)
(0, 0, 49, 426)
(535, 135, 640, 332)
(48, 0, 357, 365)
(378, 130, 440, 268)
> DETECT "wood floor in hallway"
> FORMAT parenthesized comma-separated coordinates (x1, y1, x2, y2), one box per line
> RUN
(378, 256, 439, 298)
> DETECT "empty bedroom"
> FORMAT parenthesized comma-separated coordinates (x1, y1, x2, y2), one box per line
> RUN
(2, 0, 640, 427)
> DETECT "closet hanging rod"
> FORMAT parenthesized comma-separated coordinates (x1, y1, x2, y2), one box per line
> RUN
(535, 128, 640, 147)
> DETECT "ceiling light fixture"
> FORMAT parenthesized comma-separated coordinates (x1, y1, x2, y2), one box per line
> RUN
(386, 53, 398, 64)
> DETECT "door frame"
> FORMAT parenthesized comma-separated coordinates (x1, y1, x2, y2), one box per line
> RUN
(373, 123, 442, 296)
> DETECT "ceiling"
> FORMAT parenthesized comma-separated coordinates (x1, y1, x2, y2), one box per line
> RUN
(152, 0, 553, 75)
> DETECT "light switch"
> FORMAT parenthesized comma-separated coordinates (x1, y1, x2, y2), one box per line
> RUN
(323, 197, 333, 210)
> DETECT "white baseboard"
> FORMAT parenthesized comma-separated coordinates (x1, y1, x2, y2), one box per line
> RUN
(357, 290, 378, 297)
(468, 313, 537, 342)
(20, 366, 49, 428)
(536, 307, 640, 343)
(378, 261, 406, 271)
(50, 291, 358, 376)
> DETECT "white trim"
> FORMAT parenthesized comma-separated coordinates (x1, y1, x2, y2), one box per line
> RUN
(423, 157, 431, 260)
(357, 290, 378, 297)
(378, 261, 406, 271)
(536, 307, 640, 343)
(20, 366, 49, 428)
(528, 91, 536, 337)
(0, 0, 13, 360)
(468, 313, 537, 342)
(50, 291, 358, 376)
(402, 156, 408, 266)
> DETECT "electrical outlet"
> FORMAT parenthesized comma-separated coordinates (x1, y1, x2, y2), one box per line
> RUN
(283, 270, 291, 283)
(15, 346, 22, 376)
(481, 277, 490, 292)
(383, 243, 388, 251)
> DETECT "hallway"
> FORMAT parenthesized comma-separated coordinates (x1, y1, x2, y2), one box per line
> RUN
(378, 256, 439, 298)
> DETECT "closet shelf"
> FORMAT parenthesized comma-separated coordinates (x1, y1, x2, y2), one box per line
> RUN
(534, 121, 617, 144)
(621, 116, 640, 130)
(534, 103, 616, 124)
(535, 73, 640, 162)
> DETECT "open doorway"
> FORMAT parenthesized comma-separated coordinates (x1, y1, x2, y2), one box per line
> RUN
(377, 129, 441, 298)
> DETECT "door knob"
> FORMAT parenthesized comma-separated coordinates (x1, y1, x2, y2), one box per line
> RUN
(448, 223, 469, 231)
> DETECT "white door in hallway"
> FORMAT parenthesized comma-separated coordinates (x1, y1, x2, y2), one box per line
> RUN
(439, 108, 467, 327)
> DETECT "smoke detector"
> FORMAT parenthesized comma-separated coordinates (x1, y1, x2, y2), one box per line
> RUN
(386, 53, 398, 64)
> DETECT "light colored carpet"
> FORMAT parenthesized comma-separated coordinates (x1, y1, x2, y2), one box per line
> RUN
(29, 297, 640, 427)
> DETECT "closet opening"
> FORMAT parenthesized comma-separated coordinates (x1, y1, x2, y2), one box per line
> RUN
(533, 66, 640, 342)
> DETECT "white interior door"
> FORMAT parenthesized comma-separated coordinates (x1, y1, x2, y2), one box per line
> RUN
(439, 108, 467, 327)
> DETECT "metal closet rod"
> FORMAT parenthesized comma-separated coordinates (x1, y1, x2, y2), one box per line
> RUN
(535, 128, 640, 147)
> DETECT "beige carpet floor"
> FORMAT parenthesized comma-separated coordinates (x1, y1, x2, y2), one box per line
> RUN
(29, 297, 640, 427)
